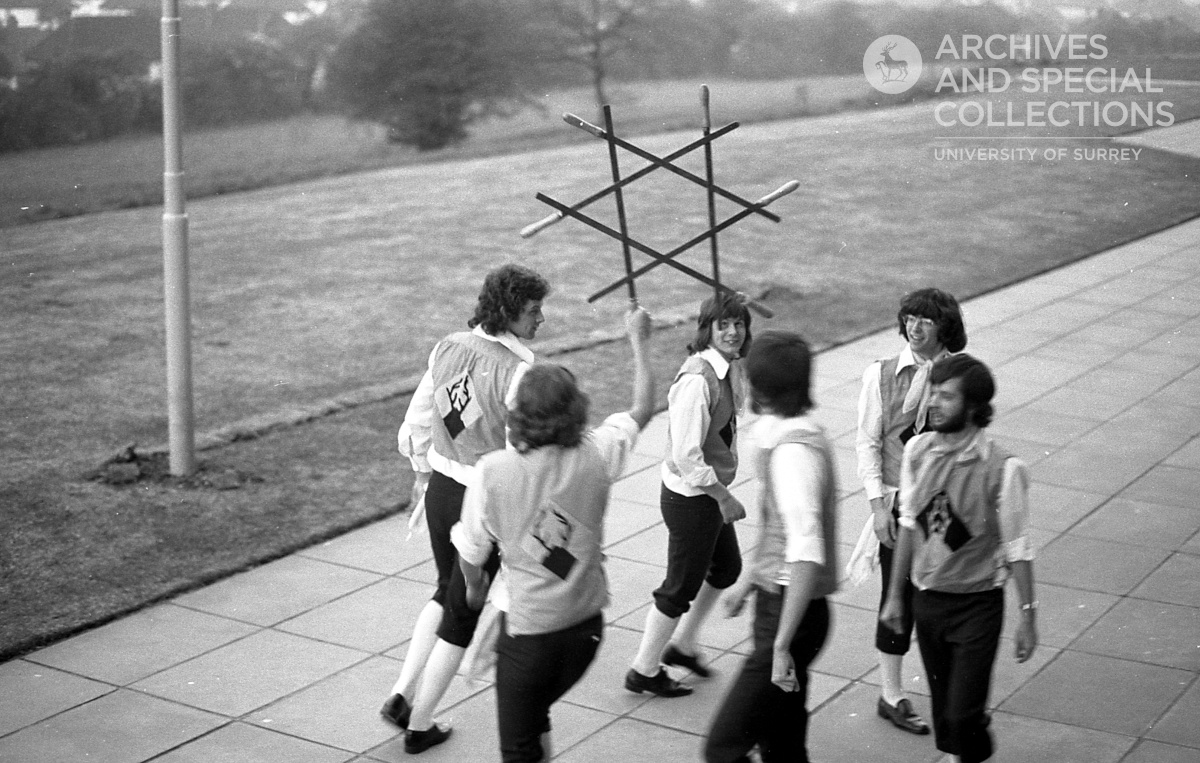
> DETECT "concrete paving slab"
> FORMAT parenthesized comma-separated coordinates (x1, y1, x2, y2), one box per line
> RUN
(0, 689, 224, 763)
(297, 514, 431, 576)
(1073, 498, 1200, 551)
(151, 721, 355, 763)
(805, 682, 941, 763)
(984, 712, 1135, 763)
(0, 660, 113, 738)
(1036, 534, 1169, 595)
(602, 496, 664, 547)
(1017, 582, 1118, 650)
(1118, 464, 1200, 509)
(275, 577, 427, 653)
(244, 655, 404, 753)
(23, 603, 260, 687)
(1129, 553, 1200, 608)
(1074, 597, 1200, 671)
(554, 716, 703, 763)
(171, 554, 383, 627)
(1001, 650, 1191, 737)
(131, 629, 367, 716)
(1024, 481, 1108, 534)
(1122, 739, 1200, 763)
(1144, 680, 1200, 750)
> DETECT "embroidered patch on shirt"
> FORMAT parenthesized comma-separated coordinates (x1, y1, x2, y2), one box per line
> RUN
(917, 490, 973, 552)
(523, 504, 578, 580)
(436, 372, 480, 439)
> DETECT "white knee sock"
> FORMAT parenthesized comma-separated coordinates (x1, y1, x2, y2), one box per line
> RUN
(631, 606, 679, 676)
(671, 582, 721, 655)
(407, 638, 466, 731)
(879, 651, 906, 705)
(390, 600, 443, 698)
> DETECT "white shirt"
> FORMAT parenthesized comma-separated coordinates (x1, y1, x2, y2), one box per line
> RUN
(661, 347, 732, 497)
(855, 344, 922, 501)
(397, 326, 533, 486)
(753, 414, 828, 571)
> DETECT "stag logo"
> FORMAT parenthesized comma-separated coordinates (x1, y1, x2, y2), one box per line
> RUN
(863, 35, 923, 95)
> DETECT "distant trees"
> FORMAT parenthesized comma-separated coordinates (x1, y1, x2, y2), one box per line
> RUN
(326, 0, 533, 150)
(524, 0, 671, 112)
(0, 51, 159, 151)
(3, 0, 1199, 154)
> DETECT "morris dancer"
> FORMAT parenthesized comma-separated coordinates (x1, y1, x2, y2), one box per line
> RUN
(705, 331, 838, 763)
(854, 288, 965, 735)
(625, 292, 751, 697)
(381, 264, 549, 755)
(455, 305, 655, 763)
(881, 354, 1038, 763)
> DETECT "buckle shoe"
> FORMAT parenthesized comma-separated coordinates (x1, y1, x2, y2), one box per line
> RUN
(404, 723, 452, 754)
(662, 645, 712, 678)
(625, 668, 693, 697)
(380, 693, 411, 729)
(877, 697, 931, 735)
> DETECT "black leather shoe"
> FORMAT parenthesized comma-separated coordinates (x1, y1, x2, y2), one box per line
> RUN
(404, 723, 452, 754)
(877, 697, 931, 735)
(380, 693, 410, 729)
(625, 668, 693, 697)
(662, 645, 712, 678)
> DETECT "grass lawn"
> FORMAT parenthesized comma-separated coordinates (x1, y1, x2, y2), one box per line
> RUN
(0, 76, 877, 229)
(3, 76, 1200, 659)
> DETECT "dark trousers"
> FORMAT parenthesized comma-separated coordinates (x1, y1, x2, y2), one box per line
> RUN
(913, 587, 1004, 763)
(424, 470, 499, 647)
(705, 590, 830, 763)
(496, 613, 604, 763)
(876, 541, 915, 654)
(653, 485, 742, 619)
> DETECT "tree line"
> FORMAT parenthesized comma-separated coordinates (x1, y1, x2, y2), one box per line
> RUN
(1, 0, 1196, 153)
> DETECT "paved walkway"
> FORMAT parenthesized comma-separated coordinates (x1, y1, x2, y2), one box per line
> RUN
(2, 218, 1199, 762)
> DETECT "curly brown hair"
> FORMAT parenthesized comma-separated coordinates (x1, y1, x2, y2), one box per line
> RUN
(468, 264, 550, 335)
(508, 364, 590, 452)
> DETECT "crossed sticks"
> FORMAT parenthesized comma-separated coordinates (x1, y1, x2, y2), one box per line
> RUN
(521, 87, 798, 318)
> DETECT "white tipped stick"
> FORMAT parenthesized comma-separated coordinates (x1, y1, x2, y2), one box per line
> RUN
(563, 113, 604, 138)
(520, 212, 562, 238)
(756, 180, 800, 207)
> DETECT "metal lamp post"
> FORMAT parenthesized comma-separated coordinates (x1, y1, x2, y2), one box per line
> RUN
(160, 0, 195, 475)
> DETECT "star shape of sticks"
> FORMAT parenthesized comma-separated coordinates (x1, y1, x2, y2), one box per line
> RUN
(521, 85, 798, 318)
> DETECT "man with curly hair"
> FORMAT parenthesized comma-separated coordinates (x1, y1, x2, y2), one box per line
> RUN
(380, 263, 550, 754)
(881, 353, 1038, 763)
(455, 305, 655, 763)
(854, 287, 966, 736)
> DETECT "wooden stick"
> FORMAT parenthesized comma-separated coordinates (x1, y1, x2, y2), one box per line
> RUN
(701, 84, 720, 305)
(562, 113, 782, 224)
(519, 121, 742, 238)
(603, 105, 637, 302)
(534, 193, 774, 318)
(585, 179, 799, 310)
